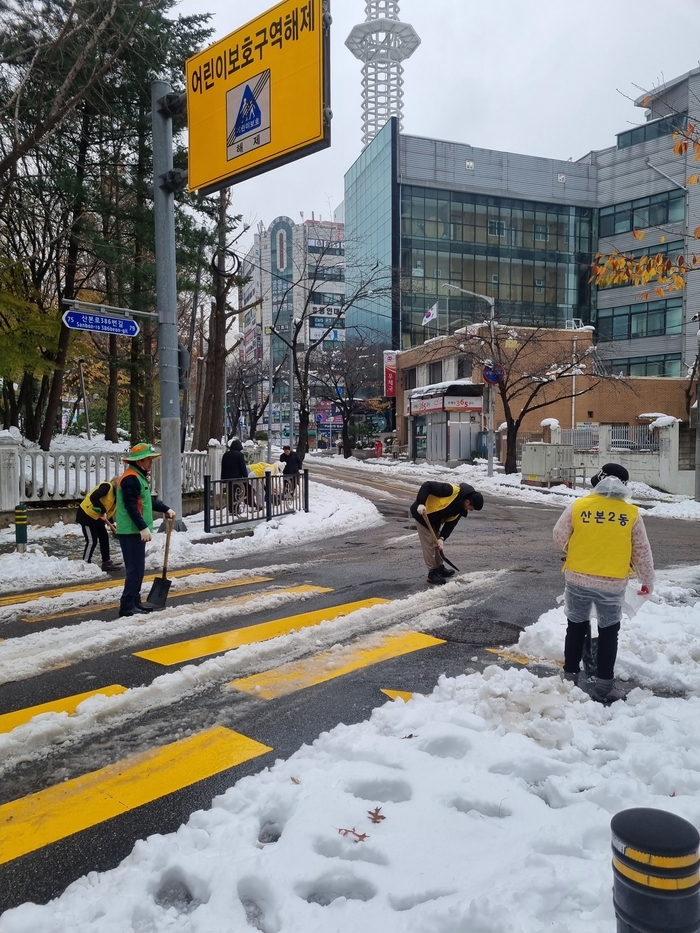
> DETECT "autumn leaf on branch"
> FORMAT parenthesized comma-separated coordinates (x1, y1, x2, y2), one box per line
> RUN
(367, 807, 386, 824)
(632, 229, 645, 241)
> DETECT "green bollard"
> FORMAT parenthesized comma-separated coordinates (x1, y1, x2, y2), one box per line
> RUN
(611, 807, 700, 933)
(14, 503, 27, 554)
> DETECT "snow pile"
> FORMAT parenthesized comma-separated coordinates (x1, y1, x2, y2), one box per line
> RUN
(649, 415, 679, 429)
(540, 418, 560, 429)
(6, 662, 700, 932)
(0, 545, 103, 592)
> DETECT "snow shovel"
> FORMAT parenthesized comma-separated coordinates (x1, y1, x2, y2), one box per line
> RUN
(145, 517, 174, 609)
(424, 516, 460, 572)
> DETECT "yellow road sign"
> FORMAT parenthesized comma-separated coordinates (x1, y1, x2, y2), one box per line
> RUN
(186, 0, 330, 194)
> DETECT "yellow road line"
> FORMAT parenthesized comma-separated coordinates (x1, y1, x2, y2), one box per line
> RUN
(0, 726, 271, 866)
(380, 688, 426, 702)
(231, 631, 445, 700)
(134, 590, 382, 667)
(0, 567, 213, 609)
(23, 576, 273, 623)
(485, 648, 563, 669)
(0, 685, 127, 734)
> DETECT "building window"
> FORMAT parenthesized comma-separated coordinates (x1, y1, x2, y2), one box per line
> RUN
(276, 231, 287, 271)
(617, 113, 687, 150)
(491, 274, 499, 288)
(405, 367, 417, 389)
(429, 360, 443, 384)
(534, 224, 549, 242)
(487, 220, 506, 238)
(596, 297, 683, 341)
(534, 278, 544, 294)
(599, 190, 685, 239)
(608, 353, 682, 377)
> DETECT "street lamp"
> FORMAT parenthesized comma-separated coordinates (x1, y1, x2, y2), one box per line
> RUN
(442, 283, 497, 477)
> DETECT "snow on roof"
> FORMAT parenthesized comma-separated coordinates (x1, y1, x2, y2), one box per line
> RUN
(407, 377, 475, 398)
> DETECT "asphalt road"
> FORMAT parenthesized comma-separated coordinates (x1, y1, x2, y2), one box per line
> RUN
(0, 461, 697, 913)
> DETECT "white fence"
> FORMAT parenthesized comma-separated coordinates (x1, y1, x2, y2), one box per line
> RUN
(0, 441, 250, 512)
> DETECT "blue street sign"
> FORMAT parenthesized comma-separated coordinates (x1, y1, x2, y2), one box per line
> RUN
(316, 414, 323, 422)
(62, 309, 140, 337)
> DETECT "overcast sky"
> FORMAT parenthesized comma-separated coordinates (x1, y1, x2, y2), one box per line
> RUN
(175, 0, 700, 247)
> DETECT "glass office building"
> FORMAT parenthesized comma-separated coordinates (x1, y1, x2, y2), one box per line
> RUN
(345, 119, 595, 350)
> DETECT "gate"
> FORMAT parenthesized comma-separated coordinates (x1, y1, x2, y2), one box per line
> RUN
(204, 469, 309, 533)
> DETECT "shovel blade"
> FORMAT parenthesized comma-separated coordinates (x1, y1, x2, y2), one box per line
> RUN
(145, 576, 171, 609)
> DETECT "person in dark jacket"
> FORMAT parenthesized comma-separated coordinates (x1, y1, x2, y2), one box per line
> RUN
(410, 481, 484, 585)
(221, 438, 248, 480)
(116, 443, 175, 617)
(76, 477, 120, 571)
(221, 438, 251, 512)
(280, 444, 303, 496)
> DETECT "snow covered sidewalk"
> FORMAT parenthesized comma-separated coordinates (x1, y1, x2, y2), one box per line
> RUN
(2, 569, 700, 931)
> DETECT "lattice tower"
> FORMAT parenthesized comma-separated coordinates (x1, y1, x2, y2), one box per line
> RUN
(345, 1, 420, 147)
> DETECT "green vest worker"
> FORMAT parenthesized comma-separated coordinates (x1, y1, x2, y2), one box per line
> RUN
(410, 481, 484, 585)
(115, 443, 176, 617)
(553, 463, 655, 703)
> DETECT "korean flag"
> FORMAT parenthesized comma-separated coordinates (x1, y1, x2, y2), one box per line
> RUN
(422, 302, 438, 326)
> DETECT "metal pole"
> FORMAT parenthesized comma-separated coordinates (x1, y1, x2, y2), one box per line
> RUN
(267, 332, 274, 463)
(151, 80, 185, 530)
(289, 318, 295, 449)
(77, 358, 91, 440)
(696, 328, 700, 502)
(487, 300, 495, 478)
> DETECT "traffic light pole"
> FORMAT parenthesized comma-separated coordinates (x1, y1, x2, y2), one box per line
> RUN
(152, 80, 186, 530)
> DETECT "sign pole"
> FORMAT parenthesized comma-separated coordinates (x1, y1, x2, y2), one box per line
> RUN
(151, 80, 185, 530)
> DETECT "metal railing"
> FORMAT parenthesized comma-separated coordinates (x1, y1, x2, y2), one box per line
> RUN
(19, 450, 124, 501)
(608, 425, 659, 451)
(560, 428, 600, 451)
(204, 470, 309, 532)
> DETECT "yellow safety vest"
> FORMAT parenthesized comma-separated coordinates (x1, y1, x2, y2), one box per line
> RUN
(79, 483, 116, 522)
(564, 494, 638, 579)
(425, 485, 460, 525)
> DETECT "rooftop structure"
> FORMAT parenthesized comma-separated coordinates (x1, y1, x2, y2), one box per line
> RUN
(345, 1, 420, 147)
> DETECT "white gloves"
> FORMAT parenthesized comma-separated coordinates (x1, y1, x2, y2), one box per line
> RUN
(437, 537, 445, 550)
(140, 528, 152, 542)
(416, 504, 427, 516)
(165, 509, 176, 520)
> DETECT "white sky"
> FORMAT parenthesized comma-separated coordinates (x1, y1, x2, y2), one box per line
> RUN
(173, 0, 700, 248)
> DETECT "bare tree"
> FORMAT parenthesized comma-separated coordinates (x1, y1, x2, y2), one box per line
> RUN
(409, 324, 628, 473)
(269, 240, 390, 459)
(313, 332, 387, 457)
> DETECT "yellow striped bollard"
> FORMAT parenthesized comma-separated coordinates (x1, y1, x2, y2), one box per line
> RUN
(14, 503, 27, 553)
(611, 808, 700, 933)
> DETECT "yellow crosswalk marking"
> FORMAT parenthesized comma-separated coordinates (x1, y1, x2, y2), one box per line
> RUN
(485, 647, 535, 666)
(230, 631, 445, 700)
(0, 685, 127, 734)
(0, 726, 271, 866)
(23, 576, 273, 623)
(134, 591, 384, 667)
(380, 689, 424, 702)
(0, 567, 213, 609)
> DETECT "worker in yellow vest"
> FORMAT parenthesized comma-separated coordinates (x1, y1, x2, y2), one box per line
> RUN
(76, 478, 120, 571)
(410, 480, 484, 585)
(553, 463, 655, 703)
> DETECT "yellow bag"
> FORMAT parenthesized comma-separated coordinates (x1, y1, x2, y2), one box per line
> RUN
(248, 462, 278, 477)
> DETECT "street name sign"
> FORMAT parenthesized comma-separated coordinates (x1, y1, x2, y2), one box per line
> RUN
(62, 310, 140, 337)
(186, 0, 330, 194)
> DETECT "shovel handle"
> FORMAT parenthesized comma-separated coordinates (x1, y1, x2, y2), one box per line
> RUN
(162, 516, 174, 579)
